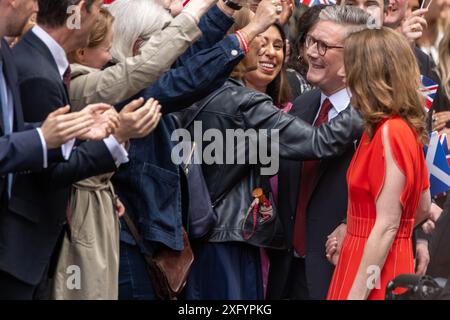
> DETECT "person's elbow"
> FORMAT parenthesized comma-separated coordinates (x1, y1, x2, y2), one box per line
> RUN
(374, 216, 401, 240)
(416, 190, 432, 224)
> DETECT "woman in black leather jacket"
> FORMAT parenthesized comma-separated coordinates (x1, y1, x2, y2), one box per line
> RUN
(180, 20, 364, 300)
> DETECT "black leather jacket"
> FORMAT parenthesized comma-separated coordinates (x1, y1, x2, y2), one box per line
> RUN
(179, 79, 364, 243)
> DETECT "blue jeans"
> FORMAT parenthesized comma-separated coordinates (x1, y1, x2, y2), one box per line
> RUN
(118, 241, 155, 300)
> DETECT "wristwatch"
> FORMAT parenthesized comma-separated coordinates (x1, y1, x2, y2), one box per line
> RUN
(223, 0, 243, 10)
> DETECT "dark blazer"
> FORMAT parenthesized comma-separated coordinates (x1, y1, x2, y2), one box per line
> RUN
(0, 30, 117, 286)
(267, 88, 360, 300)
(0, 39, 64, 178)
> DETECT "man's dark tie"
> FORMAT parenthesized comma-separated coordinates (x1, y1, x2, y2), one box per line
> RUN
(292, 98, 333, 257)
(63, 66, 71, 93)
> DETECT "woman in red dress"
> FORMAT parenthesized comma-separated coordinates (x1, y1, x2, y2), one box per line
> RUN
(327, 27, 432, 300)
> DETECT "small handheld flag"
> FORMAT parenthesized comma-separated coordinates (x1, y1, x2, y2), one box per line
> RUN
(424, 131, 450, 197)
(420, 75, 439, 111)
(299, 0, 336, 7)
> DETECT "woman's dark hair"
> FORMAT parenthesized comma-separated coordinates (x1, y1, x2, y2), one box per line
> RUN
(229, 11, 292, 106)
(287, 4, 326, 77)
(266, 23, 292, 106)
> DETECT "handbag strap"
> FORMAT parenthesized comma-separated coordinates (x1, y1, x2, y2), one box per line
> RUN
(122, 213, 155, 267)
(122, 213, 142, 246)
(182, 84, 230, 129)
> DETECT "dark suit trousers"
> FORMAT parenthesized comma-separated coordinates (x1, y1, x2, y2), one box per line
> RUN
(0, 268, 53, 300)
(0, 271, 35, 299)
(286, 257, 310, 300)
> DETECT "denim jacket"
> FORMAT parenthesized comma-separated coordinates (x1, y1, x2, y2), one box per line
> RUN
(112, 116, 184, 250)
(113, 5, 243, 251)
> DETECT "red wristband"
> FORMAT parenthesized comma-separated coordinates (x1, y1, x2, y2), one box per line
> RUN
(236, 30, 249, 54)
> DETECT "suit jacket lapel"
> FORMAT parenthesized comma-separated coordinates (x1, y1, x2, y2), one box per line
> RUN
(23, 30, 60, 77)
(285, 89, 321, 207)
(290, 90, 321, 123)
(21, 30, 70, 104)
(313, 103, 353, 191)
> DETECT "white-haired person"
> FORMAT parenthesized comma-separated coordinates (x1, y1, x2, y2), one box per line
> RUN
(68, 0, 219, 110)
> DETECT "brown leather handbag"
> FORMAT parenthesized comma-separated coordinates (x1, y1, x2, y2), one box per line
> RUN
(122, 213, 194, 300)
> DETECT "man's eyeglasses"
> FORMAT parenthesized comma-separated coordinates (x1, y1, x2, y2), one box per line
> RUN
(304, 35, 344, 56)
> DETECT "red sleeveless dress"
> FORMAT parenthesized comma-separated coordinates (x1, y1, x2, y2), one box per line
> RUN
(327, 116, 429, 300)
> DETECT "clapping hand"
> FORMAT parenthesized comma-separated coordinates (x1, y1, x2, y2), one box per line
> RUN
(77, 103, 121, 141)
(113, 97, 162, 144)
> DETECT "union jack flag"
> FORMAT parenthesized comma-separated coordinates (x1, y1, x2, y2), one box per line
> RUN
(420, 75, 439, 111)
(424, 132, 450, 197)
(440, 133, 450, 166)
(299, 0, 336, 6)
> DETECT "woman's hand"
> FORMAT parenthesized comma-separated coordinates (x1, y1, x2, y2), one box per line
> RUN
(325, 223, 347, 266)
(115, 197, 126, 218)
(401, 8, 428, 45)
(278, 0, 294, 26)
(183, 0, 219, 23)
(238, 0, 283, 47)
(432, 111, 450, 133)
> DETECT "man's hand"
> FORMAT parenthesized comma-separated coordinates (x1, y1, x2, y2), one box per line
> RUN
(113, 97, 162, 144)
(325, 223, 347, 266)
(401, 8, 428, 44)
(415, 239, 430, 276)
(78, 103, 121, 141)
(421, 219, 435, 234)
(421, 202, 443, 234)
(41, 106, 94, 149)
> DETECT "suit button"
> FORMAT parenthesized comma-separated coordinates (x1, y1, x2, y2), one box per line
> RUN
(290, 216, 294, 220)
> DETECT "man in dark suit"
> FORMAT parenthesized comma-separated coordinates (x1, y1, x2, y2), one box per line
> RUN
(0, 0, 105, 177)
(0, 0, 131, 299)
(266, 6, 368, 300)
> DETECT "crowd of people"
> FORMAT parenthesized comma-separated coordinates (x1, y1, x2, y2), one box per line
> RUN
(0, 0, 450, 300)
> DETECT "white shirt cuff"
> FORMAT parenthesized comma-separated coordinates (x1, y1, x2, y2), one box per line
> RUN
(61, 139, 75, 160)
(103, 135, 129, 167)
(36, 128, 75, 168)
(36, 128, 48, 169)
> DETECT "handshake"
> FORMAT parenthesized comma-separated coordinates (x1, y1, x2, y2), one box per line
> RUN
(41, 97, 162, 149)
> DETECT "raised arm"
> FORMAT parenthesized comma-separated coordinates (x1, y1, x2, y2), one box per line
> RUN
(176, 1, 236, 65)
(242, 91, 364, 160)
(69, 13, 201, 110)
